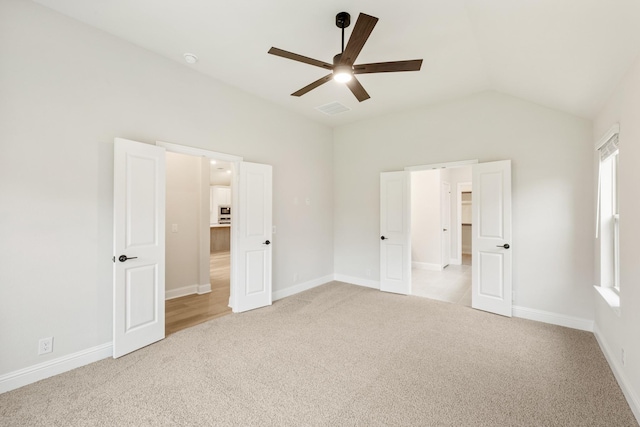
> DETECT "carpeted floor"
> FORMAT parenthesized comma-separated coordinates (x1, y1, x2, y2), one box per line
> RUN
(1, 282, 637, 426)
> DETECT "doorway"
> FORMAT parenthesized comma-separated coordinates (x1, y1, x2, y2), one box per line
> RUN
(164, 152, 233, 335)
(409, 166, 473, 306)
(113, 138, 274, 358)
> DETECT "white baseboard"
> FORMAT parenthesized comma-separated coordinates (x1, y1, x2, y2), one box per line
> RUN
(0, 342, 112, 394)
(198, 283, 211, 294)
(593, 324, 640, 424)
(512, 305, 593, 332)
(412, 262, 442, 271)
(333, 274, 380, 289)
(272, 275, 334, 301)
(166, 283, 210, 300)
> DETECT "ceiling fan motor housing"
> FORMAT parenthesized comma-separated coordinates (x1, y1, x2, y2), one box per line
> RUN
(336, 12, 351, 29)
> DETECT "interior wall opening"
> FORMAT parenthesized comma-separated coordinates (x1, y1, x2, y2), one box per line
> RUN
(410, 165, 472, 306)
(164, 152, 233, 335)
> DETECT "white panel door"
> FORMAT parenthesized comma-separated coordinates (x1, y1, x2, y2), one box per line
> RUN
(441, 181, 451, 268)
(113, 138, 165, 358)
(233, 162, 272, 312)
(472, 160, 512, 317)
(380, 171, 411, 294)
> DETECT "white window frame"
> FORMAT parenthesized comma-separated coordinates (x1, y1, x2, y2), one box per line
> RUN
(594, 124, 620, 314)
(612, 153, 619, 292)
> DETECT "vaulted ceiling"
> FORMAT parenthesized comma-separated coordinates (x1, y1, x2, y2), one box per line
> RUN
(34, 0, 640, 127)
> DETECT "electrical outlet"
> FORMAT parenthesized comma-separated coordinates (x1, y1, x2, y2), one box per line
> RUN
(38, 337, 53, 355)
(293, 273, 298, 283)
(171, 224, 178, 233)
(366, 268, 372, 277)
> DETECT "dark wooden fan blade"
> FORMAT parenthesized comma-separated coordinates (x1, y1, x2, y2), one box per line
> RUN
(268, 47, 333, 70)
(345, 76, 370, 102)
(340, 13, 378, 66)
(291, 74, 333, 97)
(354, 59, 423, 74)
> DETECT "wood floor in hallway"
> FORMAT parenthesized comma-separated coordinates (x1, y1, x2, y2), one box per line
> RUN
(165, 250, 231, 336)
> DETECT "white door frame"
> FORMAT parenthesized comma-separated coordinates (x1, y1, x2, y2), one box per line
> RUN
(406, 161, 477, 268)
(441, 181, 451, 269)
(405, 159, 478, 172)
(156, 141, 243, 310)
(456, 182, 472, 265)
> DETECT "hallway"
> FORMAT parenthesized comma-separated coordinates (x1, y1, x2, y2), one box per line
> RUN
(165, 251, 231, 335)
(412, 255, 471, 306)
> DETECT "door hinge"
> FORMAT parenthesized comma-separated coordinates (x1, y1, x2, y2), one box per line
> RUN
(112, 256, 115, 262)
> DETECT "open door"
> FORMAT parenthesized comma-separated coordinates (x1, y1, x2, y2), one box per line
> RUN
(233, 161, 273, 312)
(380, 171, 411, 294)
(113, 138, 166, 358)
(441, 181, 451, 268)
(471, 160, 512, 317)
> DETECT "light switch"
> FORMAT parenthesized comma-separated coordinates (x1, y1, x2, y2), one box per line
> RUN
(171, 224, 178, 233)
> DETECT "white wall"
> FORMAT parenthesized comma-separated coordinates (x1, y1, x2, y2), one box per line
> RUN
(0, 0, 333, 376)
(411, 170, 441, 267)
(165, 152, 204, 293)
(593, 53, 640, 418)
(334, 91, 594, 321)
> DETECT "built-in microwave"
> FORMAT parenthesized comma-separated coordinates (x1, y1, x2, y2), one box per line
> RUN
(218, 205, 231, 224)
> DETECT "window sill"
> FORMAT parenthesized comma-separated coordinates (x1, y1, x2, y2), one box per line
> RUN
(594, 286, 621, 317)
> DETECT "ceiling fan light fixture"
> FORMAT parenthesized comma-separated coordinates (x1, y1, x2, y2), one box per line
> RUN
(333, 64, 353, 83)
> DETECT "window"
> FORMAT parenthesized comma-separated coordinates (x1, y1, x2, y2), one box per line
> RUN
(612, 151, 620, 291)
(596, 125, 620, 297)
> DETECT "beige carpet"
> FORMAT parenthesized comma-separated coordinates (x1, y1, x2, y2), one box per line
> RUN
(1, 282, 637, 426)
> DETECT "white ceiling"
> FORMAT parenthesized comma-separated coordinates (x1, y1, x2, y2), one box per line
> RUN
(34, 0, 640, 127)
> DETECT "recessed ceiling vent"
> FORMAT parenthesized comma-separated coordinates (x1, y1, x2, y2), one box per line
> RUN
(316, 101, 351, 116)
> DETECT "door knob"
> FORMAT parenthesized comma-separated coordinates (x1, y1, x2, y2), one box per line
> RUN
(118, 255, 138, 262)
(263, 240, 271, 245)
(381, 236, 387, 240)
(496, 244, 510, 249)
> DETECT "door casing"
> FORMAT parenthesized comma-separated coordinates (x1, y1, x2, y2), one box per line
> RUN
(156, 141, 243, 311)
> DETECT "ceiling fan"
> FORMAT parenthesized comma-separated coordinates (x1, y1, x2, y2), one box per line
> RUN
(268, 12, 423, 102)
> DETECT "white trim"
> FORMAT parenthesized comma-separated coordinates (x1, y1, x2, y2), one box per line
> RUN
(594, 285, 621, 317)
(165, 283, 211, 300)
(165, 284, 198, 300)
(457, 182, 472, 265)
(412, 261, 442, 271)
(595, 123, 620, 150)
(334, 274, 380, 289)
(404, 159, 478, 172)
(594, 324, 640, 424)
(0, 343, 112, 394)
(512, 305, 593, 332)
(272, 275, 334, 301)
(156, 141, 243, 162)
